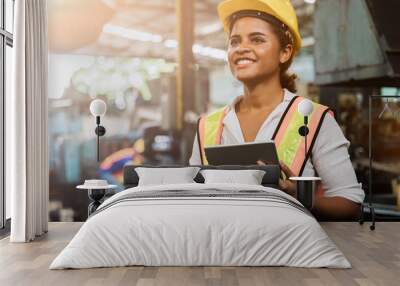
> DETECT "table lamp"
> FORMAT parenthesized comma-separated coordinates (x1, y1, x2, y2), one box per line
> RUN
(90, 99, 107, 162)
(289, 99, 320, 210)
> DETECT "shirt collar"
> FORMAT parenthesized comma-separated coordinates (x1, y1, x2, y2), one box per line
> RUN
(223, 88, 296, 124)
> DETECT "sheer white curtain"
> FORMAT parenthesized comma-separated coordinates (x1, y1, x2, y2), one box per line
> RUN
(7, 0, 49, 242)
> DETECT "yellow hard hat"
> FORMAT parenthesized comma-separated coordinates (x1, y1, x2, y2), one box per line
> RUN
(218, 0, 302, 53)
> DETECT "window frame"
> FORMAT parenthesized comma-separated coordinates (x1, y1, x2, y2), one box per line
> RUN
(0, 0, 14, 231)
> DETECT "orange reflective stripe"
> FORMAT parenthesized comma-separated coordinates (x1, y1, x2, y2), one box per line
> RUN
(273, 97, 303, 147)
(198, 106, 230, 165)
(290, 104, 330, 176)
(273, 97, 332, 177)
(215, 107, 229, 145)
(198, 116, 207, 164)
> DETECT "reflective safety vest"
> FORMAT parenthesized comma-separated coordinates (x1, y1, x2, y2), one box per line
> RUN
(197, 96, 334, 178)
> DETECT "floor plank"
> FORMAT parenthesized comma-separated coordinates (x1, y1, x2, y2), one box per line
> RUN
(0, 222, 399, 286)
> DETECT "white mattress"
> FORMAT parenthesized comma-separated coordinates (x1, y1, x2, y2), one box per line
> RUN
(50, 183, 351, 269)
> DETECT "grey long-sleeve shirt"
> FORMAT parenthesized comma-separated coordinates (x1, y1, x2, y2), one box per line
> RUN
(189, 89, 365, 204)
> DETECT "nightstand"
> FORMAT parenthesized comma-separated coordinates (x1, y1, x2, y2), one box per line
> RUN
(77, 181, 118, 217)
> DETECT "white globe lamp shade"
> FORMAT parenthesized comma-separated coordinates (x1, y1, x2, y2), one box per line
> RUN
(90, 99, 107, 117)
(298, 99, 314, 117)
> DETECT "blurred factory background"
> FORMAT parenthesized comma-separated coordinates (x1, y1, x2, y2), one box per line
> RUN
(47, 0, 400, 222)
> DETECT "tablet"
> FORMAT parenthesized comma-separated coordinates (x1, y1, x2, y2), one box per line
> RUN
(205, 141, 279, 166)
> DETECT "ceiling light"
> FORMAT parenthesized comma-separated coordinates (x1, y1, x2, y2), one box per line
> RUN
(198, 22, 223, 36)
(164, 39, 178, 48)
(104, 24, 162, 43)
(103, 24, 227, 61)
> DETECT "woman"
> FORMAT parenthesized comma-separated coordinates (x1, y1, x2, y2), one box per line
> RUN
(189, 0, 365, 220)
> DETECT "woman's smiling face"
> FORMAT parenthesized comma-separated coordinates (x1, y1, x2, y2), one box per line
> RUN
(228, 17, 289, 84)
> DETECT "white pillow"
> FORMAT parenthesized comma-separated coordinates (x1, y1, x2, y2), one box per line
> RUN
(135, 167, 200, 186)
(200, 169, 265, 185)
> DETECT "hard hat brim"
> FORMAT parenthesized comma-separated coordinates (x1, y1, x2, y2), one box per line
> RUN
(217, 0, 302, 53)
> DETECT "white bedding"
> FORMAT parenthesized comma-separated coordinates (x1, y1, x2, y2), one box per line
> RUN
(50, 183, 351, 269)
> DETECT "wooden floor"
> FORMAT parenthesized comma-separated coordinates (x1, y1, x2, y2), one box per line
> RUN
(0, 222, 399, 286)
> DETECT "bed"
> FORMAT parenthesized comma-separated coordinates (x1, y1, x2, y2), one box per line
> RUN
(50, 165, 351, 269)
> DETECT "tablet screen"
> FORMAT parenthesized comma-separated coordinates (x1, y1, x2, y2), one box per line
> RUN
(205, 142, 279, 166)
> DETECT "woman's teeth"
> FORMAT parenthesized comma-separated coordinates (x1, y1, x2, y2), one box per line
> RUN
(237, 59, 254, 65)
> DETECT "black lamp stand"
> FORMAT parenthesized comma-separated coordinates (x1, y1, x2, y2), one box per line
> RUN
(298, 116, 309, 160)
(95, 116, 106, 162)
(87, 189, 106, 216)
